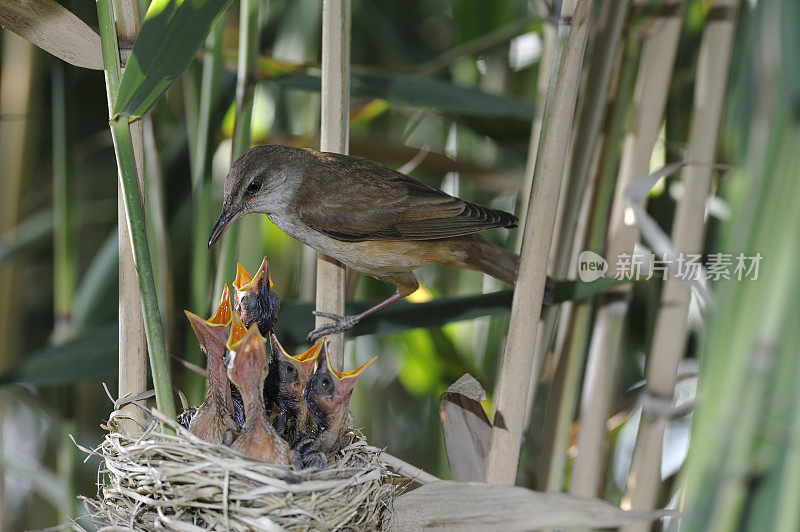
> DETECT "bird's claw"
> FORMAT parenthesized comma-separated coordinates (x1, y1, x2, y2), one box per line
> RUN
(306, 312, 361, 343)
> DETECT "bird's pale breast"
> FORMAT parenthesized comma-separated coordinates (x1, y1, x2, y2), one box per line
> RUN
(267, 212, 467, 277)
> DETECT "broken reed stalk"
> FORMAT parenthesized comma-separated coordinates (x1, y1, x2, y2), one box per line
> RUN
(621, 1, 739, 525)
(96, 0, 176, 427)
(522, 0, 630, 435)
(213, 0, 260, 303)
(569, 3, 684, 498)
(316, 0, 351, 371)
(186, 18, 226, 404)
(485, 0, 594, 486)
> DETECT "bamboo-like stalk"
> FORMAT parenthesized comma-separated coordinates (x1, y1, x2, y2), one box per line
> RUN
(52, 59, 76, 342)
(213, 0, 260, 300)
(515, 18, 555, 253)
(142, 114, 173, 353)
(679, 5, 797, 523)
(485, 0, 594, 486)
(106, 0, 149, 433)
(316, 0, 351, 371)
(186, 18, 225, 403)
(522, 0, 630, 435)
(621, 1, 739, 524)
(0, 31, 36, 532)
(538, 31, 637, 491)
(97, 0, 176, 425)
(569, 4, 684, 498)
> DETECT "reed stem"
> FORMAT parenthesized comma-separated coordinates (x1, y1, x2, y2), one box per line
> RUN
(52, 59, 76, 341)
(622, 0, 739, 523)
(213, 0, 260, 300)
(316, 0, 351, 370)
(485, 0, 593, 486)
(569, 3, 684, 498)
(97, 0, 176, 426)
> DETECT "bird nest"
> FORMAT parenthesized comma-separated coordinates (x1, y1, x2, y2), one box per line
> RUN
(79, 408, 403, 531)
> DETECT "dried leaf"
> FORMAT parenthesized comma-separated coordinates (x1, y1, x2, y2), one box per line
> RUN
(439, 374, 491, 482)
(384, 481, 670, 531)
(0, 0, 102, 69)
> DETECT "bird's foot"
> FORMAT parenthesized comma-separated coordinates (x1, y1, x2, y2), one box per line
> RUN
(306, 311, 361, 343)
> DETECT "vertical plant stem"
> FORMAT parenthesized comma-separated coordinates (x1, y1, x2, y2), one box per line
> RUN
(569, 3, 684, 498)
(539, 35, 638, 490)
(0, 31, 36, 532)
(515, 18, 555, 253)
(485, 0, 593, 486)
(186, 18, 225, 403)
(622, 0, 739, 524)
(214, 0, 260, 300)
(97, 0, 176, 426)
(316, 0, 351, 370)
(56, 419, 76, 521)
(523, 0, 630, 435)
(142, 115, 173, 353)
(52, 59, 76, 342)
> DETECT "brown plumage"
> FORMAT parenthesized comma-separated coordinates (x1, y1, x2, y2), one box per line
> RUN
(183, 285, 238, 445)
(226, 323, 291, 465)
(209, 144, 548, 341)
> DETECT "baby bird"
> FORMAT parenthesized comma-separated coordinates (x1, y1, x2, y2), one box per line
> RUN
(298, 343, 377, 466)
(226, 323, 292, 465)
(265, 332, 323, 446)
(232, 257, 281, 336)
(183, 285, 239, 444)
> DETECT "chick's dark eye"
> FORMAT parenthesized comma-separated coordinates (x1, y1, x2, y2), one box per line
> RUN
(246, 179, 261, 195)
(320, 377, 331, 389)
(284, 364, 295, 375)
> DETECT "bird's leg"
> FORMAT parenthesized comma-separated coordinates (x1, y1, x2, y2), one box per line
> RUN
(307, 292, 404, 343)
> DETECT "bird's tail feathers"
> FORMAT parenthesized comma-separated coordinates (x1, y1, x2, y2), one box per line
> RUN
(465, 236, 554, 305)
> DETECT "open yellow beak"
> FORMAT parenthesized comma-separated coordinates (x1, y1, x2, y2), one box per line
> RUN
(327, 350, 378, 381)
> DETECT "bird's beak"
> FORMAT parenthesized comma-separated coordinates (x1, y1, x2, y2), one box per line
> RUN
(208, 206, 240, 248)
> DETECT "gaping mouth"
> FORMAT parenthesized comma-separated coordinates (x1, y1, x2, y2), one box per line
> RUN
(208, 206, 241, 248)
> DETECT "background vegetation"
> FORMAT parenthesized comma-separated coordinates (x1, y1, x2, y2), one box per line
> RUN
(0, 0, 797, 530)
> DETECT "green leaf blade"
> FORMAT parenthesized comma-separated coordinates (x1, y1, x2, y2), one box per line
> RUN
(113, 0, 231, 119)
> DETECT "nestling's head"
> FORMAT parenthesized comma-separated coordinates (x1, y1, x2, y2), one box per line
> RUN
(209, 144, 306, 247)
(226, 323, 269, 391)
(303, 344, 377, 430)
(232, 257, 281, 335)
(266, 332, 322, 412)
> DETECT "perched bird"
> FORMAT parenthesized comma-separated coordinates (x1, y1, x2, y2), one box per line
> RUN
(182, 285, 239, 444)
(208, 144, 550, 342)
(226, 323, 292, 465)
(265, 332, 323, 446)
(297, 342, 377, 467)
(232, 257, 281, 337)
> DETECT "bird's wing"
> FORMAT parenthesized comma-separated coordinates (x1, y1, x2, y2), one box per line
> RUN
(296, 156, 518, 242)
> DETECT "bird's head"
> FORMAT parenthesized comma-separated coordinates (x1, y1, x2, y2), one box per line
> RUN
(184, 284, 233, 361)
(209, 144, 301, 247)
(226, 323, 268, 391)
(268, 332, 322, 399)
(303, 343, 377, 429)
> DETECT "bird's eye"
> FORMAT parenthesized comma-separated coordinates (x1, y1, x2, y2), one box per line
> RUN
(320, 377, 331, 389)
(284, 364, 295, 375)
(246, 179, 261, 195)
